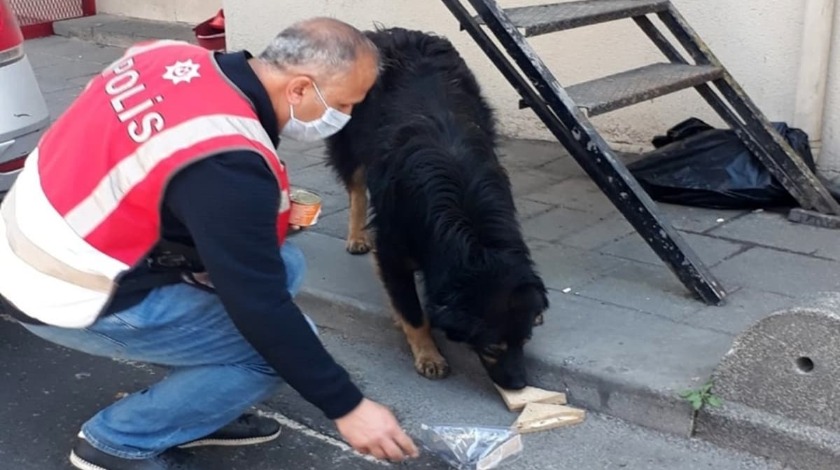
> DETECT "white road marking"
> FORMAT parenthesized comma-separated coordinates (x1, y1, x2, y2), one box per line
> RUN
(257, 410, 391, 467)
(111, 357, 158, 375)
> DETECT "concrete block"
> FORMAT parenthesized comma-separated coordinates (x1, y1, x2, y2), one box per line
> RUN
(44, 90, 81, 119)
(521, 207, 605, 242)
(523, 177, 615, 216)
(300, 145, 328, 159)
(537, 156, 586, 179)
(308, 209, 351, 241)
(508, 168, 566, 197)
(498, 137, 568, 169)
(657, 203, 746, 233)
(710, 211, 840, 260)
(516, 198, 555, 220)
(33, 72, 81, 94)
(713, 248, 840, 296)
(714, 293, 840, 432)
(559, 215, 636, 251)
(68, 75, 96, 89)
(61, 43, 124, 66)
(294, 231, 385, 309)
(29, 34, 119, 60)
(575, 260, 706, 318)
(678, 288, 796, 336)
(281, 151, 325, 173)
(25, 50, 72, 71)
(54, 15, 195, 48)
(527, 241, 626, 291)
(788, 208, 840, 230)
(277, 139, 326, 156)
(599, 231, 745, 267)
(286, 164, 348, 217)
(25, 37, 120, 69)
(30, 59, 105, 83)
(699, 293, 840, 468)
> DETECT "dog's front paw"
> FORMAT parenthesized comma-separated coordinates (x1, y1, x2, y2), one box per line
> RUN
(414, 353, 451, 379)
(345, 233, 372, 255)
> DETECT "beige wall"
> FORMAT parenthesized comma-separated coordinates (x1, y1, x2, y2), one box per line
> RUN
(221, 0, 839, 172)
(96, 0, 221, 24)
(820, 12, 840, 173)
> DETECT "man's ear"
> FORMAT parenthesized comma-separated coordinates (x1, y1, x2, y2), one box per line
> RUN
(285, 76, 313, 106)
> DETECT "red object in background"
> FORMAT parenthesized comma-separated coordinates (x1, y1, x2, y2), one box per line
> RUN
(194, 9, 225, 52)
(0, 0, 25, 54)
(7, 0, 95, 39)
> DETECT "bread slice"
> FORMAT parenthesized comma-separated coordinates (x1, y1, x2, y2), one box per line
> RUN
(494, 384, 567, 412)
(512, 402, 585, 434)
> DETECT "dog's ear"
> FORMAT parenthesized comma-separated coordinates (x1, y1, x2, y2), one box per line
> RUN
(514, 283, 548, 328)
(509, 282, 549, 317)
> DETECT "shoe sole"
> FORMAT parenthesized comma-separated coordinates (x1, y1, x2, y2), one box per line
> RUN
(69, 451, 109, 470)
(177, 427, 282, 449)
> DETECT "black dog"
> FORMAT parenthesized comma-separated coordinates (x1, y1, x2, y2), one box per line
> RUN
(325, 27, 548, 390)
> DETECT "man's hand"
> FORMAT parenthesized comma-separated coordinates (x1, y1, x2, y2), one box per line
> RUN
(335, 398, 419, 462)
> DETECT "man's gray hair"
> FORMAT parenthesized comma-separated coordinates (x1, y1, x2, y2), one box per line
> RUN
(259, 17, 380, 82)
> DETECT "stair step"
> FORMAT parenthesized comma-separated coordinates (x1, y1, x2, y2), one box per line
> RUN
(564, 63, 722, 116)
(477, 0, 671, 37)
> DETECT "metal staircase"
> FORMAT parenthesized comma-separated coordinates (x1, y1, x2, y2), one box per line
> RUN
(440, 0, 840, 306)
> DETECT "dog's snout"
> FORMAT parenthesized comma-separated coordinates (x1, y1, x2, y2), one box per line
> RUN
(479, 344, 527, 390)
(495, 370, 527, 390)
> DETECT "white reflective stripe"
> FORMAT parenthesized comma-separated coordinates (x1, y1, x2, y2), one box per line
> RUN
(1, 186, 114, 293)
(0, 210, 109, 328)
(65, 114, 278, 237)
(280, 188, 291, 212)
(10, 149, 129, 281)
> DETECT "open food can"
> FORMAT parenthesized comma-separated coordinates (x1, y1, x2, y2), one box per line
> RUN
(289, 188, 322, 227)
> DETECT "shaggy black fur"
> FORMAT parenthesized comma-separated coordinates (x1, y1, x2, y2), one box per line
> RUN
(325, 27, 548, 389)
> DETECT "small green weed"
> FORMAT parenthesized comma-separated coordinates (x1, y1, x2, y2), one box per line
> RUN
(679, 379, 723, 411)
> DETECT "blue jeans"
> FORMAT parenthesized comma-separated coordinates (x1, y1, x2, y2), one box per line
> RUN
(21, 243, 313, 459)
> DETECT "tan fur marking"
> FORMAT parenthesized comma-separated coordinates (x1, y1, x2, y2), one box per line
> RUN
(345, 167, 372, 254)
(393, 313, 450, 379)
(480, 343, 507, 366)
(480, 353, 499, 366)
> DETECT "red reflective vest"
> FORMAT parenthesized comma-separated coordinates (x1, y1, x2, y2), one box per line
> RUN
(0, 40, 290, 327)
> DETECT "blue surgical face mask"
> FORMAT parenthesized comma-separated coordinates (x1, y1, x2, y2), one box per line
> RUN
(280, 82, 351, 142)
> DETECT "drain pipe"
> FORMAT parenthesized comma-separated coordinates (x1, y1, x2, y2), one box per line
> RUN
(793, 0, 836, 161)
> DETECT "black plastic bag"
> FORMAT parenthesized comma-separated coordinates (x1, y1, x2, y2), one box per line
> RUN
(627, 118, 817, 210)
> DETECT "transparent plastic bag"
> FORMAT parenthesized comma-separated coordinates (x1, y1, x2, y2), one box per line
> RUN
(417, 424, 523, 470)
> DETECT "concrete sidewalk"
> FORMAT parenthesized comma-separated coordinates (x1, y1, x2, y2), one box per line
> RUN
(21, 15, 840, 468)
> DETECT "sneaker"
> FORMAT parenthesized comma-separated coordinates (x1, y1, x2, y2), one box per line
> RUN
(177, 413, 281, 449)
(70, 438, 192, 470)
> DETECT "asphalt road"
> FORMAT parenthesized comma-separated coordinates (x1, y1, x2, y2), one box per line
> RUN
(0, 313, 390, 470)
(1, 312, 785, 470)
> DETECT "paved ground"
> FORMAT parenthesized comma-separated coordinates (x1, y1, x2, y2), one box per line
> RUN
(5, 26, 837, 469)
(1, 312, 784, 469)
